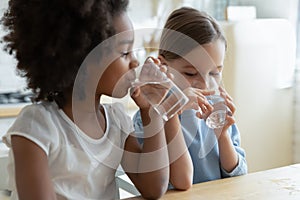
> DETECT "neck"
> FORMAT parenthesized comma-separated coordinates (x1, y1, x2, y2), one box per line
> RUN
(62, 93, 102, 121)
(62, 93, 106, 139)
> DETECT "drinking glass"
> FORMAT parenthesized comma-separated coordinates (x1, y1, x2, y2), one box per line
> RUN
(132, 58, 188, 121)
(205, 76, 227, 129)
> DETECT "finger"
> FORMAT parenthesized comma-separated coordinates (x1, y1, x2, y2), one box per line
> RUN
(227, 94, 234, 101)
(159, 64, 167, 73)
(219, 86, 227, 94)
(224, 115, 235, 128)
(220, 90, 233, 101)
(216, 115, 235, 133)
(153, 58, 161, 65)
(146, 56, 161, 65)
(197, 96, 213, 112)
(196, 111, 203, 119)
(194, 88, 215, 96)
(190, 101, 200, 110)
(197, 103, 212, 119)
(183, 87, 210, 98)
(219, 91, 235, 114)
(166, 71, 174, 80)
(130, 86, 140, 98)
(195, 108, 209, 120)
(145, 56, 155, 63)
(198, 103, 207, 114)
(224, 97, 236, 115)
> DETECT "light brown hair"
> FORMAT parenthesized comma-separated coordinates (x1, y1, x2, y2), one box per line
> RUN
(159, 7, 226, 60)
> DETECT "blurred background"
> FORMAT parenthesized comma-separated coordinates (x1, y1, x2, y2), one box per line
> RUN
(0, 1, 299, 191)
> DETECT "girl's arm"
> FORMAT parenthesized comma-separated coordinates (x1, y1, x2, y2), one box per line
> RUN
(164, 114, 193, 190)
(11, 135, 57, 200)
(122, 107, 169, 200)
(160, 86, 213, 189)
(217, 129, 239, 172)
(216, 89, 239, 172)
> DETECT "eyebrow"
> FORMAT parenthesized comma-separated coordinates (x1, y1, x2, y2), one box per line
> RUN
(182, 65, 197, 69)
(118, 39, 134, 45)
(182, 65, 223, 71)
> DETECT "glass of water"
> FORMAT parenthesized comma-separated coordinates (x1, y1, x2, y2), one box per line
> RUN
(205, 76, 227, 129)
(131, 58, 188, 121)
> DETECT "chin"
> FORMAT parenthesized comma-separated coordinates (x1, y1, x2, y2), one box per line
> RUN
(110, 83, 131, 98)
(110, 89, 130, 99)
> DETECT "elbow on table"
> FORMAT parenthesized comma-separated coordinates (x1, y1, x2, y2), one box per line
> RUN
(140, 180, 169, 200)
(171, 176, 193, 191)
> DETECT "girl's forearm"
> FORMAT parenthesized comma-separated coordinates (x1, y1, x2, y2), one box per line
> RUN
(164, 115, 193, 190)
(218, 132, 239, 172)
(135, 107, 170, 198)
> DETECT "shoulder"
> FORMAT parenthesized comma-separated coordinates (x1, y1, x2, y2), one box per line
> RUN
(14, 101, 60, 129)
(4, 101, 61, 154)
(18, 101, 56, 119)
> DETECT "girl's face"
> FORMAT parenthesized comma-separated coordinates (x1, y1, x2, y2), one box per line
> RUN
(97, 13, 139, 98)
(162, 39, 226, 89)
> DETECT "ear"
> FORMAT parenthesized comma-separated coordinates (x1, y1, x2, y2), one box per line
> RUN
(158, 55, 167, 65)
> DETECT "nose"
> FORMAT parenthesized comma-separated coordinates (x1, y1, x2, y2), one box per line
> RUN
(129, 53, 139, 69)
(191, 75, 206, 89)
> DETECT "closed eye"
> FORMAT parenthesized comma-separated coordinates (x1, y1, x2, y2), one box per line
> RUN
(121, 51, 130, 58)
(184, 72, 198, 76)
(209, 66, 223, 77)
(209, 72, 221, 76)
(209, 70, 222, 78)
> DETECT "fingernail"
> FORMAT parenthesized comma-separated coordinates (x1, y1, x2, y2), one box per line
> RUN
(146, 57, 154, 63)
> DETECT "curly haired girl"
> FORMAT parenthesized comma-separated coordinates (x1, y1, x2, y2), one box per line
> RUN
(1, 1, 193, 199)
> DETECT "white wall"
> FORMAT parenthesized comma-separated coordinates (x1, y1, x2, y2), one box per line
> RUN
(222, 19, 296, 172)
(0, 0, 26, 93)
(238, 0, 298, 28)
(228, 0, 298, 171)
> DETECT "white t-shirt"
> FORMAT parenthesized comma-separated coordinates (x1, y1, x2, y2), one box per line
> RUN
(3, 101, 133, 200)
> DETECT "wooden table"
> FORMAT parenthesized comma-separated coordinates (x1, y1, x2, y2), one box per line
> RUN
(123, 164, 300, 200)
(0, 104, 26, 118)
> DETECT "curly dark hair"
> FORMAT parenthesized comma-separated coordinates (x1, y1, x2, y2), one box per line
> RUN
(1, 0, 129, 106)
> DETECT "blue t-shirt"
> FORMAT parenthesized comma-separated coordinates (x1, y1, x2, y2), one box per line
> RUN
(133, 109, 247, 184)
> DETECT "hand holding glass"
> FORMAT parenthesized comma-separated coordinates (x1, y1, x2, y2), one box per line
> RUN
(131, 59, 188, 121)
(204, 76, 227, 129)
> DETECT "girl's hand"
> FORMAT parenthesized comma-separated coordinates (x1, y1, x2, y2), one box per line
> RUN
(131, 57, 170, 110)
(181, 87, 214, 118)
(130, 86, 150, 109)
(215, 87, 236, 136)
